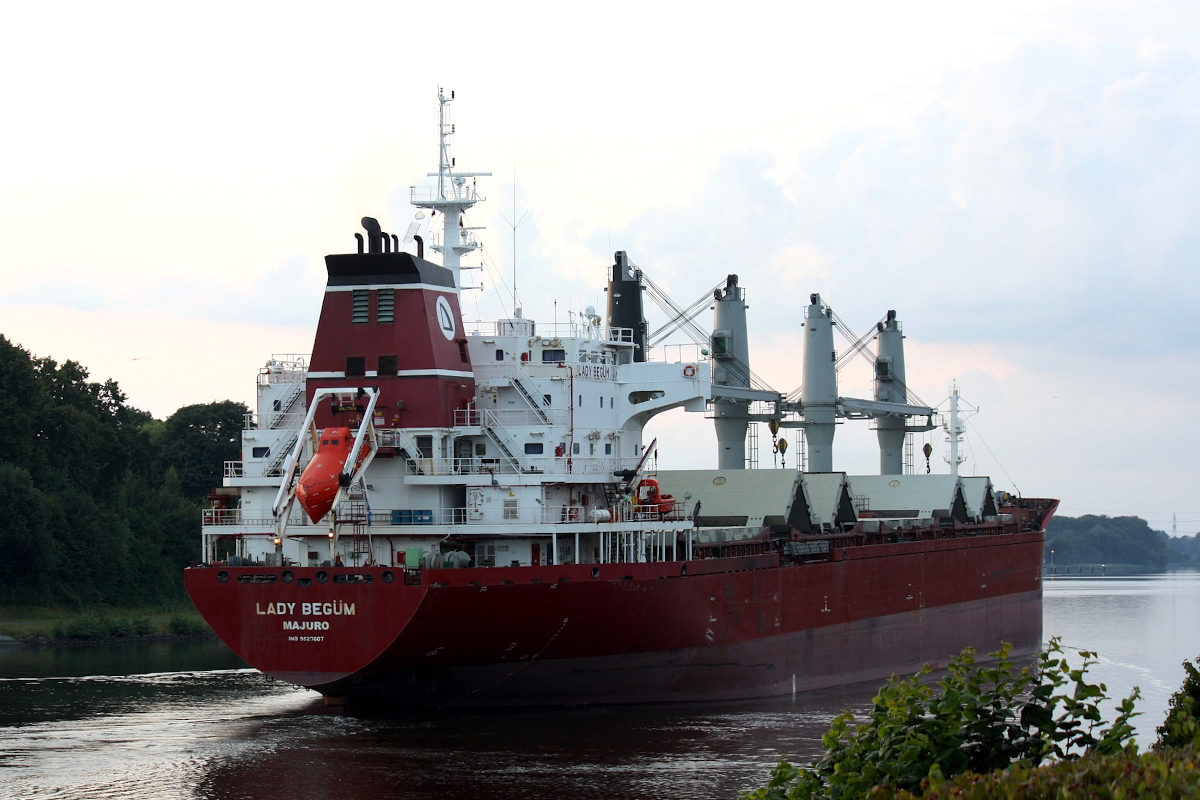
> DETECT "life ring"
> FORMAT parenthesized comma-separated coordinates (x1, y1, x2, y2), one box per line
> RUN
(683, 364, 697, 378)
(568, 507, 581, 521)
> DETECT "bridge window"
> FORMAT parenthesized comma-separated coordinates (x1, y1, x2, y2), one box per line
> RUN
(542, 349, 566, 363)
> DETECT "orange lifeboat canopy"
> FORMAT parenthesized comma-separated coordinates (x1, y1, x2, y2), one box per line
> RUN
(637, 478, 676, 518)
(296, 427, 354, 523)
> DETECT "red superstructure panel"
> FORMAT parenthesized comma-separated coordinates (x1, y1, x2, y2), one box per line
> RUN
(306, 251, 475, 430)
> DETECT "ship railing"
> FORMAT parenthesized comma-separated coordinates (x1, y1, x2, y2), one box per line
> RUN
(464, 320, 635, 345)
(391, 453, 641, 477)
(202, 508, 318, 528)
(361, 501, 694, 528)
(200, 501, 692, 532)
(654, 343, 710, 364)
(410, 185, 482, 205)
(224, 460, 244, 478)
(453, 408, 569, 428)
(258, 354, 310, 380)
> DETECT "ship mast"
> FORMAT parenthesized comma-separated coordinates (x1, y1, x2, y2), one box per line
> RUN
(410, 88, 491, 289)
(944, 380, 967, 479)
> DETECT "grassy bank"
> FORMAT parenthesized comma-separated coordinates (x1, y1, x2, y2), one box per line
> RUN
(0, 604, 210, 641)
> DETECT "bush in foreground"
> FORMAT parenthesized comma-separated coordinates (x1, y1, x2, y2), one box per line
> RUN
(1157, 656, 1200, 749)
(740, 639, 1139, 800)
(872, 748, 1200, 799)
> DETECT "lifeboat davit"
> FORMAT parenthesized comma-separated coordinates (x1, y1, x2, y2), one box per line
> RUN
(295, 427, 361, 523)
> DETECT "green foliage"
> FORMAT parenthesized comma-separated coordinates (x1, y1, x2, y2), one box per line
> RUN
(1045, 515, 1169, 569)
(0, 334, 237, 608)
(156, 400, 247, 502)
(1157, 657, 1200, 749)
(1162, 532, 1200, 564)
(740, 640, 1139, 800)
(53, 614, 105, 639)
(870, 748, 1200, 799)
(51, 613, 157, 639)
(168, 614, 209, 635)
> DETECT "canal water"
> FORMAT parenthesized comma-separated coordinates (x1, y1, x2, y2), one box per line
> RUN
(1, 571, 1197, 800)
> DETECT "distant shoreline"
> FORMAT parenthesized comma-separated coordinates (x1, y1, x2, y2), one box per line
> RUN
(1, 631, 217, 648)
(1044, 563, 1200, 576)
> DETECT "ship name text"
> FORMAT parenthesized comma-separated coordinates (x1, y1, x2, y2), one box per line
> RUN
(255, 601, 357, 616)
(577, 364, 613, 381)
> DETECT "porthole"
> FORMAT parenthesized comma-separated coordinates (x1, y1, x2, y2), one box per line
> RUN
(316, 570, 328, 584)
(382, 571, 395, 584)
(282, 570, 295, 583)
(217, 570, 229, 583)
(591, 566, 600, 579)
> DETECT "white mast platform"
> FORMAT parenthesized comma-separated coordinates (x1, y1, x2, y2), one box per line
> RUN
(410, 88, 492, 288)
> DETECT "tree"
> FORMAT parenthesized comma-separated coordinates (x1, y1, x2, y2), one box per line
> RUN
(1045, 515, 1168, 569)
(156, 401, 248, 502)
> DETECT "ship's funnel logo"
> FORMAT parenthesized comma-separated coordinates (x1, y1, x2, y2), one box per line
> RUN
(436, 296, 456, 340)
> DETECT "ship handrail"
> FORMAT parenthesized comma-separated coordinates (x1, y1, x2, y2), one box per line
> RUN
(373, 451, 642, 477)
(201, 500, 694, 529)
(451, 407, 571, 428)
(463, 320, 635, 345)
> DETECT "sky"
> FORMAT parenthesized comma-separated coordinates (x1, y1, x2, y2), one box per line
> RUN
(1, 1, 1198, 531)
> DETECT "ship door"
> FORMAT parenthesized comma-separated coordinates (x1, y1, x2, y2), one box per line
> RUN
(532, 543, 541, 566)
(468, 488, 484, 521)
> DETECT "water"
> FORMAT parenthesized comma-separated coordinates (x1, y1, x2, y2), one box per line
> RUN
(1042, 570, 1200, 741)
(1, 571, 1197, 800)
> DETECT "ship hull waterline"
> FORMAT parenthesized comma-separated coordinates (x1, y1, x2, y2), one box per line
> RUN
(186, 530, 1044, 707)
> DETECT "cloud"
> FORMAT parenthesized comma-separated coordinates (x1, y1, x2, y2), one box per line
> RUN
(552, 39, 1200, 365)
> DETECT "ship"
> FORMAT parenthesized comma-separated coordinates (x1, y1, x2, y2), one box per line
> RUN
(185, 89, 1056, 707)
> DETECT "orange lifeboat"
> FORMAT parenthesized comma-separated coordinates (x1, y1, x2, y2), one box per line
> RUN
(636, 478, 676, 518)
(295, 427, 363, 523)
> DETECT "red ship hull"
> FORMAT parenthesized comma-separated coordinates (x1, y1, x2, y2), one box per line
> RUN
(185, 529, 1044, 707)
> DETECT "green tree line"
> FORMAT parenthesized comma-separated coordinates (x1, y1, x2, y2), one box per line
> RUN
(1045, 514, 1174, 570)
(0, 335, 245, 607)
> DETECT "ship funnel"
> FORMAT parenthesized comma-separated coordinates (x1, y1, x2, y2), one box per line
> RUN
(361, 217, 384, 254)
(606, 251, 648, 363)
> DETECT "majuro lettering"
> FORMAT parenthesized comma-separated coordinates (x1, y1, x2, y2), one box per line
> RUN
(284, 620, 329, 630)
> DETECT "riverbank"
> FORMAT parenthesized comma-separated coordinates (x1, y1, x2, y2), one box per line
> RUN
(0, 605, 211, 644)
(1043, 562, 1200, 576)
